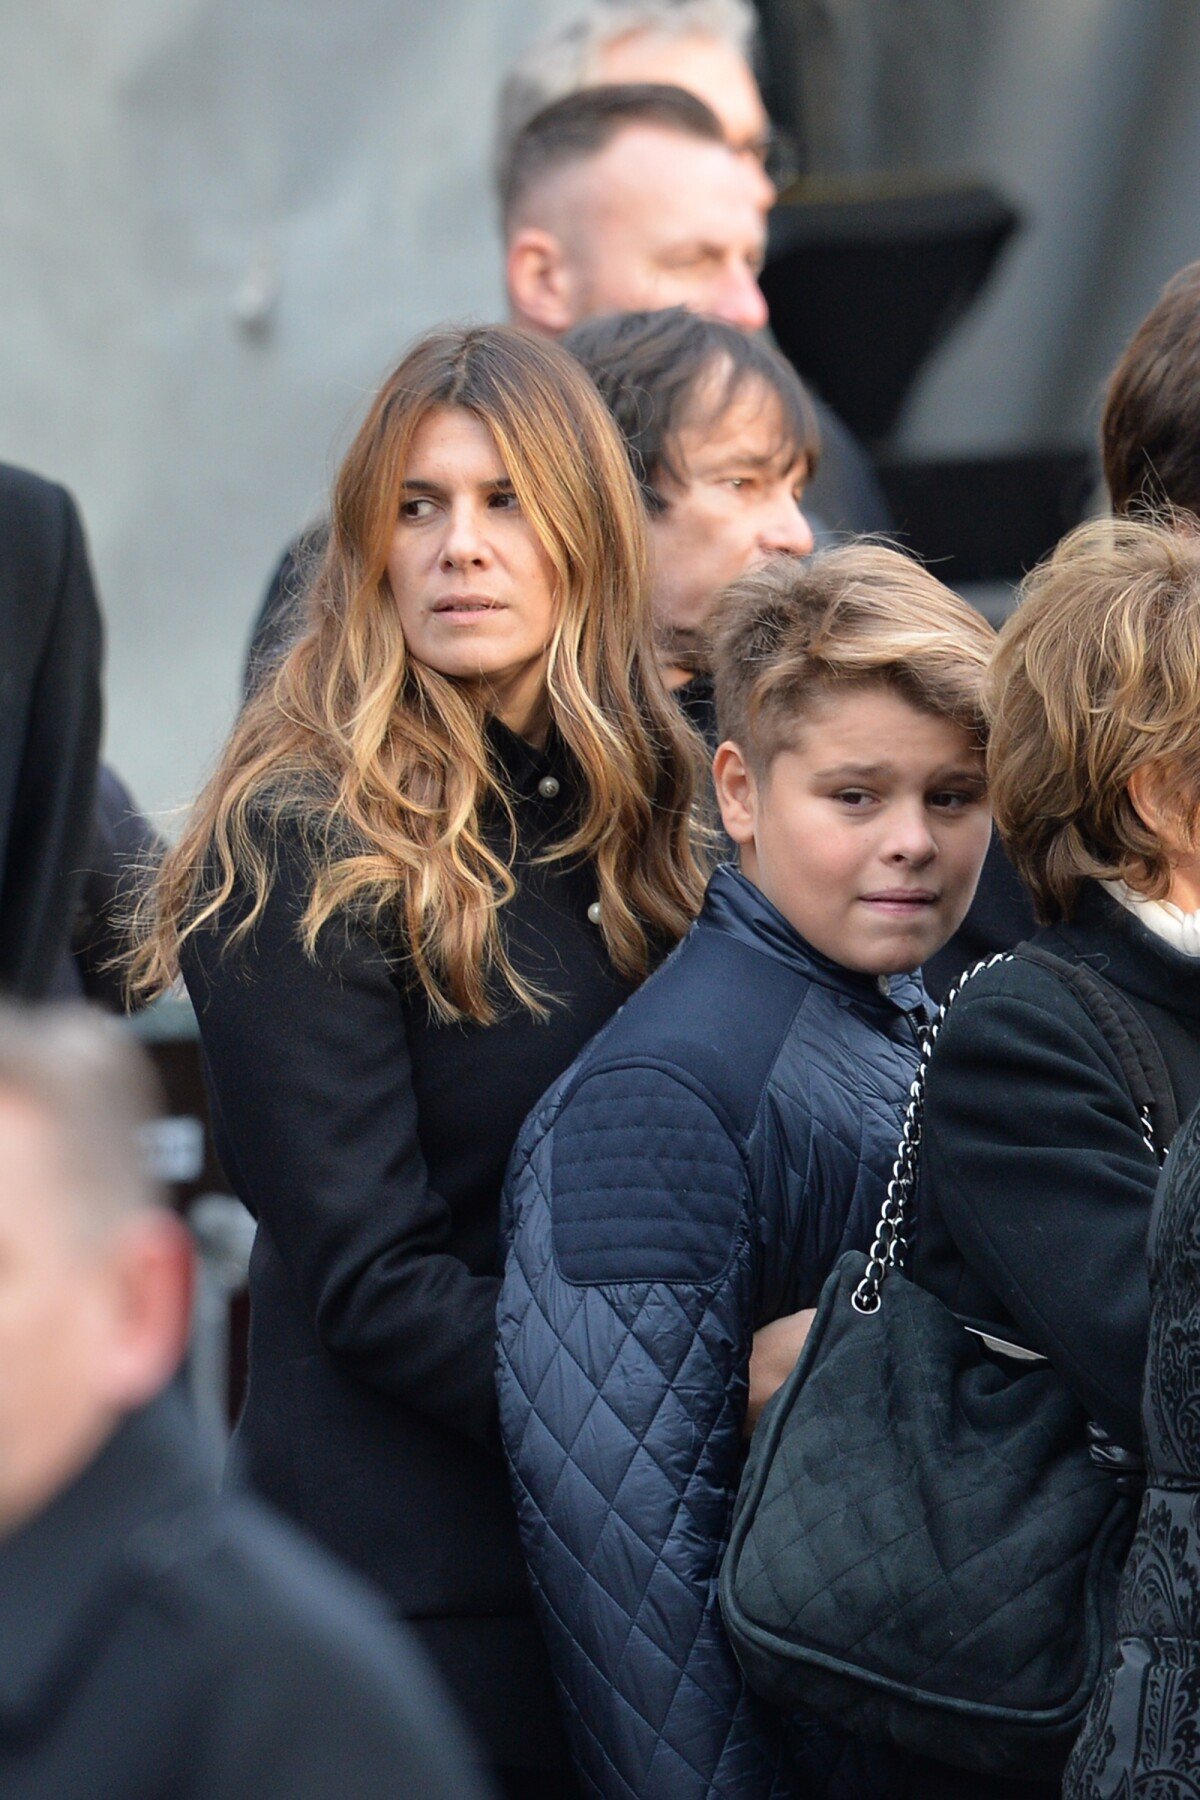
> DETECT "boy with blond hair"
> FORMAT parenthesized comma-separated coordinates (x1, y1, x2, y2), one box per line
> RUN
(497, 544, 995, 1797)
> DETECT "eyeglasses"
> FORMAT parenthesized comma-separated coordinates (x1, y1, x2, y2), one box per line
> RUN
(737, 125, 800, 195)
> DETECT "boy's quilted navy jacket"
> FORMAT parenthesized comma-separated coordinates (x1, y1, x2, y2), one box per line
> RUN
(496, 865, 927, 1798)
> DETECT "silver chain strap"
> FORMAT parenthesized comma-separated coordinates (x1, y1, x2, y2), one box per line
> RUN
(852, 955, 1011, 1316)
(851, 951, 1165, 1315)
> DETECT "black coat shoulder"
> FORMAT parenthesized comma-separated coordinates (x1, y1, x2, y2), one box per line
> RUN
(915, 905, 1200, 1449)
(0, 464, 102, 997)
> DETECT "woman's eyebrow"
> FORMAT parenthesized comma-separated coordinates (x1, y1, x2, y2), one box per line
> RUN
(399, 475, 514, 497)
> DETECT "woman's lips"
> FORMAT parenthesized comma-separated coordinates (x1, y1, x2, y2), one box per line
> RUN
(432, 596, 500, 615)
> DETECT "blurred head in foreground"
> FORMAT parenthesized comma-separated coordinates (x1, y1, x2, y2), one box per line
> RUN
(0, 1005, 190, 1537)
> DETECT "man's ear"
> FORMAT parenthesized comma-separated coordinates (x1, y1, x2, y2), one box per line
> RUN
(506, 227, 576, 335)
(712, 739, 758, 847)
(100, 1212, 194, 1412)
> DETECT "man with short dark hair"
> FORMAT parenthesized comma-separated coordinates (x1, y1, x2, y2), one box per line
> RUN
(0, 1004, 488, 1800)
(503, 84, 770, 337)
(1101, 261, 1200, 519)
(564, 307, 816, 738)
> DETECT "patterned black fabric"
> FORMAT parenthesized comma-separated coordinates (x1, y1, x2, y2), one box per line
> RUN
(1064, 1098, 1200, 1796)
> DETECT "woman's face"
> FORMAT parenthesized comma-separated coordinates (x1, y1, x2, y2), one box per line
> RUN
(386, 406, 559, 741)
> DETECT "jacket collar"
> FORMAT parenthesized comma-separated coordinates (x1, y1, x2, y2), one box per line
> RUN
(698, 864, 927, 1020)
(484, 715, 574, 803)
(0, 1392, 216, 1728)
(1041, 881, 1200, 1023)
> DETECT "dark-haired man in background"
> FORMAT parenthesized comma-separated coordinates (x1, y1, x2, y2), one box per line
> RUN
(501, 84, 769, 337)
(1101, 260, 1200, 520)
(563, 306, 816, 742)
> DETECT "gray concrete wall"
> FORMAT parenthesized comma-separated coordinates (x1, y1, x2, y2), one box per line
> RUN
(1, 0, 572, 820)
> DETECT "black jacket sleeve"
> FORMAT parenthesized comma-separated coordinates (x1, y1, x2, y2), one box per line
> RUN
(243, 525, 327, 699)
(183, 823, 502, 1449)
(920, 974, 1159, 1448)
(0, 474, 102, 997)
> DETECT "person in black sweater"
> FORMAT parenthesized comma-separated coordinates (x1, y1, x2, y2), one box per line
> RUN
(913, 516, 1200, 1793)
(130, 325, 706, 1798)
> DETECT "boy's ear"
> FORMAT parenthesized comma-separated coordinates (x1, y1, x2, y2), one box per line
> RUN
(1128, 759, 1193, 857)
(712, 740, 758, 847)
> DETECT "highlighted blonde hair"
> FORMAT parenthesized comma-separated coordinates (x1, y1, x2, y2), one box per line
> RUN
(710, 542, 994, 773)
(988, 514, 1200, 921)
(132, 326, 706, 1022)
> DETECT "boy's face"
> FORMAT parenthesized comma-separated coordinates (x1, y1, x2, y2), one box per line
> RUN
(713, 685, 991, 976)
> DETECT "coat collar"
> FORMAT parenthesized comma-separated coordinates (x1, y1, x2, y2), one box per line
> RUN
(1041, 881, 1200, 1023)
(484, 715, 574, 803)
(698, 864, 927, 1020)
(0, 1392, 216, 1728)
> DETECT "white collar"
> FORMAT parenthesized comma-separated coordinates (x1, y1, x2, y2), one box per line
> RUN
(1103, 879, 1200, 957)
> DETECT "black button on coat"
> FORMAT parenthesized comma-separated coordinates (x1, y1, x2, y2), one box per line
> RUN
(0, 1394, 491, 1799)
(181, 721, 638, 1771)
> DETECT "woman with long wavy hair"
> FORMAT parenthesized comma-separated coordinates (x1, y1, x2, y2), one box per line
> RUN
(132, 325, 706, 1796)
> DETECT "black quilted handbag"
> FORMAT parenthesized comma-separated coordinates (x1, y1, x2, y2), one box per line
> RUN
(720, 950, 1175, 1783)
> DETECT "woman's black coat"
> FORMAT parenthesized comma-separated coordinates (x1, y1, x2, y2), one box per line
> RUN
(916, 881, 1200, 1457)
(182, 721, 637, 1773)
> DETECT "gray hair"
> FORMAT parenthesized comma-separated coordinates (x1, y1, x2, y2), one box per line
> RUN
(497, 0, 759, 182)
(0, 1003, 164, 1232)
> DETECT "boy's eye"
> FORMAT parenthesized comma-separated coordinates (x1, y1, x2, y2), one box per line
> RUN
(834, 789, 876, 809)
(930, 789, 983, 812)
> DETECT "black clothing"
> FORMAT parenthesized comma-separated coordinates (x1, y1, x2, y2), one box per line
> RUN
(48, 764, 165, 1010)
(915, 882, 1200, 1455)
(922, 833, 1037, 1002)
(0, 1393, 490, 1799)
(1064, 1100, 1200, 1797)
(182, 721, 636, 1773)
(244, 522, 325, 695)
(674, 670, 718, 747)
(0, 464, 102, 996)
(75, 765, 163, 1007)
